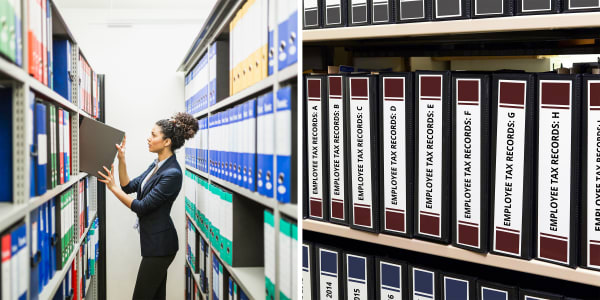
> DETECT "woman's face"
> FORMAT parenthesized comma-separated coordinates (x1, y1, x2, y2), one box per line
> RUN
(148, 125, 170, 153)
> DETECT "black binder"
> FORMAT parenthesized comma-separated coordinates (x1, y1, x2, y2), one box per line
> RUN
(433, 0, 471, 20)
(477, 281, 518, 299)
(345, 74, 380, 232)
(315, 244, 344, 300)
(396, 0, 433, 23)
(327, 74, 350, 225)
(378, 73, 415, 238)
(375, 257, 408, 300)
(562, 0, 600, 12)
(470, 0, 514, 18)
(408, 265, 440, 300)
(304, 0, 323, 29)
(323, 0, 348, 27)
(302, 242, 317, 300)
(440, 272, 477, 300)
(451, 72, 491, 253)
(349, 0, 372, 26)
(579, 74, 600, 271)
(371, 0, 396, 24)
(342, 251, 374, 300)
(490, 73, 535, 260)
(413, 70, 452, 244)
(304, 75, 329, 222)
(534, 73, 580, 268)
(515, 0, 561, 15)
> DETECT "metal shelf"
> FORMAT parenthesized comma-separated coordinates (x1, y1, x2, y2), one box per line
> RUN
(210, 176, 277, 209)
(39, 212, 98, 300)
(186, 212, 265, 300)
(303, 219, 600, 287)
(303, 12, 600, 42)
(278, 203, 297, 220)
(29, 173, 88, 212)
(186, 166, 209, 179)
(0, 56, 27, 82)
(0, 202, 29, 233)
(192, 63, 297, 118)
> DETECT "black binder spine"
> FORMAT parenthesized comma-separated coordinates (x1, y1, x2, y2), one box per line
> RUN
(533, 73, 579, 268)
(379, 73, 414, 238)
(375, 257, 408, 300)
(413, 70, 452, 244)
(349, 0, 372, 26)
(342, 251, 374, 300)
(471, 0, 514, 18)
(396, 0, 433, 23)
(327, 75, 350, 225)
(562, 0, 600, 12)
(346, 74, 380, 233)
(451, 73, 491, 253)
(315, 244, 344, 300)
(371, 0, 396, 24)
(433, 0, 471, 20)
(305, 75, 329, 222)
(302, 242, 317, 300)
(515, 0, 561, 15)
(408, 265, 440, 300)
(490, 73, 535, 260)
(303, 0, 323, 29)
(323, 0, 348, 27)
(579, 74, 600, 271)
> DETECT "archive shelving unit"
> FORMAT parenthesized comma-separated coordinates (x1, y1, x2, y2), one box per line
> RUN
(302, 11, 600, 296)
(178, 0, 298, 299)
(0, 1, 106, 299)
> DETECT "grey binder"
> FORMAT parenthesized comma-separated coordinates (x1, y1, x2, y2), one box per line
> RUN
(79, 116, 125, 175)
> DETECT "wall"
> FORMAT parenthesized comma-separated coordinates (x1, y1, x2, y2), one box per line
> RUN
(56, 7, 205, 299)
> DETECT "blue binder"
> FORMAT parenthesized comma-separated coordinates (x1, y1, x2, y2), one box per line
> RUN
(52, 39, 72, 102)
(377, 259, 406, 300)
(278, 1, 289, 70)
(212, 255, 220, 300)
(247, 98, 256, 191)
(35, 101, 48, 196)
(30, 208, 41, 299)
(411, 266, 436, 299)
(236, 105, 243, 187)
(442, 273, 475, 300)
(49, 198, 57, 279)
(63, 110, 69, 182)
(276, 86, 292, 203)
(287, 0, 298, 68)
(40, 204, 47, 290)
(0, 88, 12, 202)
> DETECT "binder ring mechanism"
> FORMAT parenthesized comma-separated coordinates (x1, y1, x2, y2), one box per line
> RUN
(30, 251, 42, 268)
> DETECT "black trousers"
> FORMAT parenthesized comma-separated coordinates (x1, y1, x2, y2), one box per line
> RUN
(132, 254, 176, 300)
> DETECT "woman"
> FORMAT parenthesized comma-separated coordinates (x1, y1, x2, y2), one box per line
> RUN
(97, 112, 198, 300)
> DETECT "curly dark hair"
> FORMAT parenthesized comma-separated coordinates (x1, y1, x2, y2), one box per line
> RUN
(156, 112, 199, 151)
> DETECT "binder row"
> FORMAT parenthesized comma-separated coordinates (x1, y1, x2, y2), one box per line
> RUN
(184, 171, 263, 268)
(186, 218, 208, 294)
(278, 216, 298, 300)
(303, 0, 600, 29)
(0, 221, 28, 300)
(51, 218, 99, 300)
(0, 87, 12, 203)
(302, 240, 580, 300)
(185, 263, 204, 300)
(0, 0, 23, 66)
(78, 54, 100, 119)
(29, 90, 72, 198)
(185, 41, 229, 115)
(186, 84, 297, 204)
(27, 0, 52, 86)
(29, 197, 57, 298)
(210, 250, 251, 300)
(304, 72, 600, 270)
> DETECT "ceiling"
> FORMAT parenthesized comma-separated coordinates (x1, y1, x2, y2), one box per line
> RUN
(55, 0, 216, 10)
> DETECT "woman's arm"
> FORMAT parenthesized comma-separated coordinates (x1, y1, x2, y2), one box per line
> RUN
(115, 135, 130, 187)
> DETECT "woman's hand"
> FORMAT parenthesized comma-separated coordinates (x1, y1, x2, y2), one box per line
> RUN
(97, 164, 118, 192)
(116, 135, 126, 161)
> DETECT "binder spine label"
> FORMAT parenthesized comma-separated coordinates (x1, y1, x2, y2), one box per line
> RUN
(351, 0, 368, 24)
(380, 262, 403, 299)
(436, 0, 462, 18)
(319, 249, 339, 300)
(372, 0, 390, 23)
(586, 80, 600, 269)
(418, 75, 444, 238)
(304, 0, 319, 27)
(493, 80, 527, 257)
(444, 277, 470, 299)
(383, 78, 407, 233)
(350, 78, 373, 228)
(475, 0, 504, 15)
(302, 245, 312, 300)
(522, 0, 551, 12)
(482, 287, 508, 299)
(537, 80, 572, 264)
(400, 0, 425, 20)
(308, 79, 324, 219)
(412, 268, 435, 300)
(346, 255, 368, 300)
(456, 79, 482, 249)
(569, 0, 600, 9)
(329, 76, 346, 221)
(325, 0, 342, 25)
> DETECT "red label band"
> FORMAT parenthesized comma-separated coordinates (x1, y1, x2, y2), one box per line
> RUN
(384, 78, 405, 99)
(590, 82, 600, 107)
(350, 78, 369, 98)
(457, 79, 480, 104)
(420, 75, 442, 99)
(310, 198, 323, 219)
(499, 81, 526, 106)
(331, 199, 345, 220)
(458, 223, 479, 248)
(590, 243, 600, 267)
(329, 76, 342, 96)
(307, 79, 321, 98)
(419, 213, 440, 237)
(495, 229, 520, 255)
(353, 205, 372, 228)
(385, 211, 406, 233)
(541, 81, 570, 106)
(540, 235, 568, 263)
